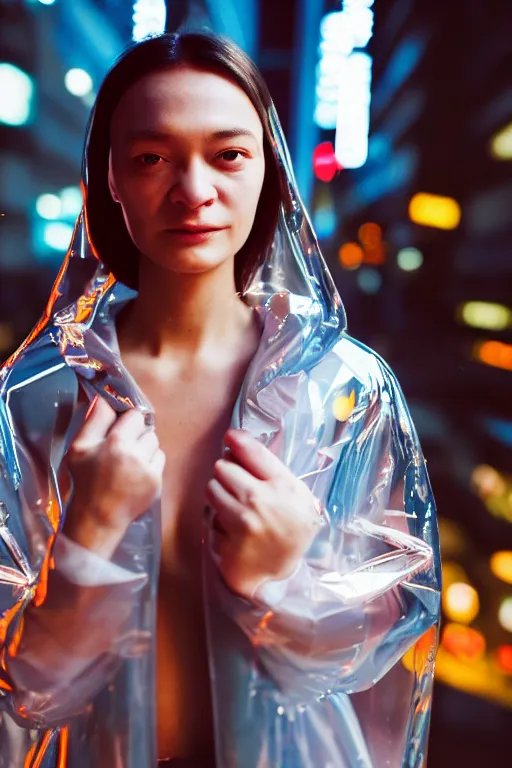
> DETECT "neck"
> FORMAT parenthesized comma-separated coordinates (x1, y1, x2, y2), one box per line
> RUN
(117, 256, 256, 363)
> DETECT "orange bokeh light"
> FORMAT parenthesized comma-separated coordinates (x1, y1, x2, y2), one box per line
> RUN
(338, 242, 364, 270)
(473, 340, 512, 371)
(442, 623, 486, 661)
(358, 222, 382, 246)
(357, 222, 386, 264)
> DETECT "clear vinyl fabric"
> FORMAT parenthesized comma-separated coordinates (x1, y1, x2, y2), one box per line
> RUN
(0, 97, 441, 768)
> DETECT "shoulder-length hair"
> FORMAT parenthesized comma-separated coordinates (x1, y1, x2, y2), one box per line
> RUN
(84, 32, 284, 293)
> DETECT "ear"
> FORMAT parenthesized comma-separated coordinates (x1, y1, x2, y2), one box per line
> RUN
(108, 150, 120, 203)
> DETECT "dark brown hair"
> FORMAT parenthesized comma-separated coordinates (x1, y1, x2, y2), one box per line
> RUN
(83, 32, 283, 292)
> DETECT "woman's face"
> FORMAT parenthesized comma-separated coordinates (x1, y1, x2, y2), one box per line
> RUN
(109, 66, 266, 278)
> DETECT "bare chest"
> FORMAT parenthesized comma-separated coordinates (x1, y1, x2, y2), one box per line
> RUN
(137, 372, 239, 571)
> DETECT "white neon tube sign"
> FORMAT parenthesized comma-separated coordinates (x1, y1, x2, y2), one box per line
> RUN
(133, 0, 167, 42)
(314, 1, 374, 170)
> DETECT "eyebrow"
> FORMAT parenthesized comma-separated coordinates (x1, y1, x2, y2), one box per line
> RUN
(124, 127, 259, 144)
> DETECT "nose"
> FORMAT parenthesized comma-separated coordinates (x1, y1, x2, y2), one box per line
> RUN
(168, 157, 217, 209)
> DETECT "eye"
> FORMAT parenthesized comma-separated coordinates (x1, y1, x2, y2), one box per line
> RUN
(218, 149, 245, 163)
(138, 153, 164, 167)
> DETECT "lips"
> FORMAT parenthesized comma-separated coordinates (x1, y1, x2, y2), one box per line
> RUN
(168, 225, 225, 234)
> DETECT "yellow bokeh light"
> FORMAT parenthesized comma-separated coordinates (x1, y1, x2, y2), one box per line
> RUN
(443, 582, 480, 624)
(490, 121, 512, 160)
(490, 551, 512, 585)
(338, 242, 364, 270)
(498, 598, 512, 633)
(333, 390, 356, 422)
(408, 192, 461, 230)
(459, 301, 512, 331)
(441, 561, 468, 588)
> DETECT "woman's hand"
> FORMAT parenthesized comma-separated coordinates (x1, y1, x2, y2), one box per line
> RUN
(63, 396, 166, 559)
(206, 428, 322, 600)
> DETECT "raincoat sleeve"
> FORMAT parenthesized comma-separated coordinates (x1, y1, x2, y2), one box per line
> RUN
(0, 369, 149, 729)
(214, 357, 441, 701)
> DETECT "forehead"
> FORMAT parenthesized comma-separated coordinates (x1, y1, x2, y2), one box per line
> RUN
(110, 66, 264, 143)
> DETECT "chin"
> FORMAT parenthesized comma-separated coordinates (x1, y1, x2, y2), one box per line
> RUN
(145, 245, 232, 276)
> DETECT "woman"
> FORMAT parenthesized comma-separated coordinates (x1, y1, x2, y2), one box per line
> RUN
(0, 32, 441, 768)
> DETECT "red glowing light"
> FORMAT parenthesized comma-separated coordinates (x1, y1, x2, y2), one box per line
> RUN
(313, 142, 343, 183)
(496, 645, 512, 674)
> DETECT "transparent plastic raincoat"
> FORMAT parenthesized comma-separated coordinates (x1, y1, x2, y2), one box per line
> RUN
(0, 93, 441, 766)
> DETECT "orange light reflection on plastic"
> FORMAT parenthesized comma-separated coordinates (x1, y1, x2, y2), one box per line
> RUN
(0, 598, 26, 646)
(57, 726, 69, 768)
(7, 614, 25, 657)
(402, 625, 437, 673)
(23, 730, 53, 768)
(34, 534, 56, 607)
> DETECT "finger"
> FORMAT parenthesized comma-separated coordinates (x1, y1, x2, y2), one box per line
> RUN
(135, 429, 160, 461)
(109, 407, 149, 442)
(224, 429, 292, 482)
(206, 478, 248, 534)
(213, 458, 260, 506)
(73, 396, 117, 449)
(150, 448, 166, 474)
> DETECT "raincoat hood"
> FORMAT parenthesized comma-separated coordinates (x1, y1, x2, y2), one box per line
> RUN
(0, 52, 440, 768)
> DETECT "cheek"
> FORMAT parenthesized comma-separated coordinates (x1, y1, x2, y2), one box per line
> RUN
(229, 169, 265, 242)
(114, 171, 161, 249)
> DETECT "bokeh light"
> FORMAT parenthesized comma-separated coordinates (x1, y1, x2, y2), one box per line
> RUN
(36, 194, 61, 220)
(338, 242, 364, 270)
(490, 121, 512, 160)
(490, 552, 512, 586)
(59, 186, 83, 217)
(358, 222, 381, 246)
(357, 267, 382, 293)
(64, 68, 93, 97)
(459, 301, 512, 331)
(0, 63, 33, 126)
(473, 340, 512, 372)
(408, 192, 461, 230)
(313, 142, 341, 183)
(442, 623, 486, 660)
(397, 246, 423, 271)
(443, 582, 480, 624)
(471, 464, 507, 499)
(496, 646, 512, 674)
(43, 222, 74, 252)
(442, 561, 469, 587)
(498, 598, 512, 633)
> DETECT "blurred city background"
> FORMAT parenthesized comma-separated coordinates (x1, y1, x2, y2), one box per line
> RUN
(0, 0, 511, 764)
